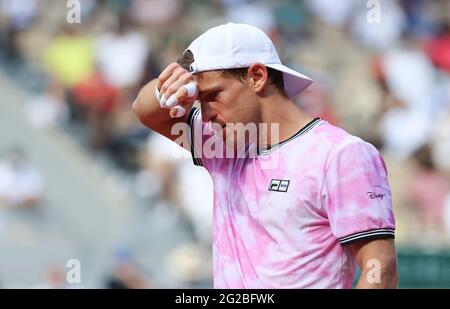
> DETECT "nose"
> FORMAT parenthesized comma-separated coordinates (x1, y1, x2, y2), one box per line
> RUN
(201, 102, 217, 123)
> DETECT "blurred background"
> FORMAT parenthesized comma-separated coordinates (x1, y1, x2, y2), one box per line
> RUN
(0, 0, 449, 288)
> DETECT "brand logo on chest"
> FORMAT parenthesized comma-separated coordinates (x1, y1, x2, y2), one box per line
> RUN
(268, 179, 290, 192)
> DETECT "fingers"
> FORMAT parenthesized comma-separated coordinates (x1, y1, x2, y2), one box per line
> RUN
(169, 105, 186, 118)
(161, 74, 195, 105)
(157, 63, 180, 90)
(160, 68, 185, 98)
(156, 63, 198, 119)
(182, 82, 198, 97)
(158, 62, 197, 100)
(165, 82, 198, 108)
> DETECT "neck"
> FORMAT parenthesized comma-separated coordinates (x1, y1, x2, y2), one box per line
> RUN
(257, 93, 313, 149)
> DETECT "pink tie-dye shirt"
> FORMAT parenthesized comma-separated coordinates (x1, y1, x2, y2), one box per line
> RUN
(187, 108, 395, 288)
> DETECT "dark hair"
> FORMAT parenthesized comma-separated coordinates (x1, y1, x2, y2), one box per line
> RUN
(177, 50, 287, 96)
(177, 50, 195, 71)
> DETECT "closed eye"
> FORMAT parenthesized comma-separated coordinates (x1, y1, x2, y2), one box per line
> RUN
(199, 90, 221, 103)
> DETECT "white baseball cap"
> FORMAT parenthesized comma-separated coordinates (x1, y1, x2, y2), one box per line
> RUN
(185, 23, 313, 97)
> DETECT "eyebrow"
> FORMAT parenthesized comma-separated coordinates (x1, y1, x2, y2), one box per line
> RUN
(198, 85, 223, 99)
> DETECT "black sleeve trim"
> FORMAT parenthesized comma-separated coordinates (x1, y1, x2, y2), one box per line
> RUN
(339, 228, 395, 246)
(186, 107, 203, 167)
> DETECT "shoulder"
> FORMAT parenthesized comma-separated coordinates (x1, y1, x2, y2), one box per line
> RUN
(312, 120, 380, 159)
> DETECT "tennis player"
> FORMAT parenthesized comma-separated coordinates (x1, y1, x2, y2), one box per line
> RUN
(133, 23, 398, 288)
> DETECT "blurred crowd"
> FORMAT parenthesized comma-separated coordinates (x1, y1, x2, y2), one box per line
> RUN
(1, 0, 450, 287)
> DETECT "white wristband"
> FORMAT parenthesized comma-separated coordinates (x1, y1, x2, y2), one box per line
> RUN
(155, 85, 165, 108)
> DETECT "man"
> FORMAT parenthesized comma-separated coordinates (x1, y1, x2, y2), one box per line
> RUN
(133, 23, 398, 288)
(0, 147, 43, 209)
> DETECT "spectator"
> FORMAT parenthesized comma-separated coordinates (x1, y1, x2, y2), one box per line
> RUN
(144, 132, 213, 243)
(0, 148, 44, 209)
(43, 25, 95, 88)
(305, 0, 355, 29)
(25, 81, 69, 130)
(104, 246, 152, 289)
(295, 71, 339, 126)
(400, 0, 440, 39)
(176, 162, 213, 245)
(378, 42, 439, 158)
(424, 22, 450, 73)
(0, 0, 38, 61)
(71, 70, 119, 149)
(128, 0, 182, 27)
(95, 15, 150, 90)
(350, 0, 407, 51)
(166, 242, 213, 287)
(407, 145, 450, 239)
(221, 0, 278, 38)
(444, 193, 450, 241)
(430, 109, 450, 172)
(34, 263, 77, 289)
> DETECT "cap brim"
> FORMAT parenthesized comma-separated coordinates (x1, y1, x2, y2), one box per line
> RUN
(265, 63, 313, 97)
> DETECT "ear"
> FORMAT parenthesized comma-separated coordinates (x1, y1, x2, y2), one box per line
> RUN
(247, 63, 269, 94)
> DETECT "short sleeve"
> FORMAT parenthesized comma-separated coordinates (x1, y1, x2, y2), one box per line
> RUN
(321, 140, 396, 246)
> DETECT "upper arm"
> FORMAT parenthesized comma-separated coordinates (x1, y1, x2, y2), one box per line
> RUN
(350, 238, 397, 267)
(322, 140, 396, 245)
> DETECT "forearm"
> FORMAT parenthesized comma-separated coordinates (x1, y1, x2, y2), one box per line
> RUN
(132, 78, 170, 126)
(356, 266, 398, 288)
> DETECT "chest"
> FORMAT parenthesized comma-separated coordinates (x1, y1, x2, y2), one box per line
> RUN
(211, 158, 327, 227)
